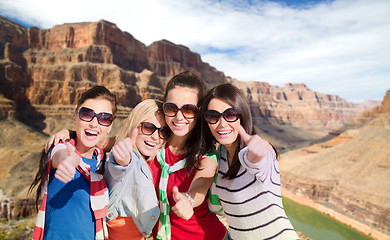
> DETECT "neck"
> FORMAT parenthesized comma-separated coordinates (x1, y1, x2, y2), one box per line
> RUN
(225, 141, 238, 166)
(168, 134, 188, 155)
(76, 142, 95, 159)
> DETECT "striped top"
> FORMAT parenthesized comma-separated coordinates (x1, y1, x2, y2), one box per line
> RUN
(213, 145, 299, 240)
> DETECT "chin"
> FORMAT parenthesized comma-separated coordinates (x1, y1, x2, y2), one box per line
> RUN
(139, 149, 154, 157)
(171, 129, 189, 137)
(80, 137, 93, 145)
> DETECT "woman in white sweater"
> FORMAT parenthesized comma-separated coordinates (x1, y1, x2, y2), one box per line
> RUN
(198, 83, 299, 240)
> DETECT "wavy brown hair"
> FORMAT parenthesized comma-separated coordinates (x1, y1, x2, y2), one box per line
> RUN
(28, 86, 117, 209)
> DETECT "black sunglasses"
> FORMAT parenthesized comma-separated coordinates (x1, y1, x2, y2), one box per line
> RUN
(162, 102, 198, 119)
(78, 107, 113, 126)
(140, 122, 172, 140)
(204, 108, 240, 124)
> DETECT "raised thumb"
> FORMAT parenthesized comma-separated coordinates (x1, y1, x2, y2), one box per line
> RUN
(66, 142, 74, 156)
(172, 186, 181, 203)
(129, 128, 138, 146)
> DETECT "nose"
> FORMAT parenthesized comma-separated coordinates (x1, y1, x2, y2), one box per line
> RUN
(151, 130, 159, 140)
(175, 109, 185, 120)
(89, 116, 99, 127)
(217, 116, 229, 127)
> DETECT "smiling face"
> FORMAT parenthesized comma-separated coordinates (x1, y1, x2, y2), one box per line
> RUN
(136, 113, 166, 159)
(73, 98, 113, 157)
(164, 86, 199, 138)
(207, 98, 241, 151)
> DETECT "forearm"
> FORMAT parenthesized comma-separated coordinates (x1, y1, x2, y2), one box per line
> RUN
(186, 157, 217, 207)
(186, 176, 214, 207)
(104, 151, 135, 180)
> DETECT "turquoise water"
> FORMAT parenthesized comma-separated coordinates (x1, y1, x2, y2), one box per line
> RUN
(283, 197, 374, 240)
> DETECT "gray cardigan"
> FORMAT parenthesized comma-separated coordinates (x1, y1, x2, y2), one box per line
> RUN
(104, 150, 160, 237)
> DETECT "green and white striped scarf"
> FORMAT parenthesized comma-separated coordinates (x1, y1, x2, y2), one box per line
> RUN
(156, 144, 187, 240)
(207, 146, 224, 214)
(156, 144, 222, 240)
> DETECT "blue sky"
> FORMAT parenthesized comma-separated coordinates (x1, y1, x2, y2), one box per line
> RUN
(0, 0, 389, 103)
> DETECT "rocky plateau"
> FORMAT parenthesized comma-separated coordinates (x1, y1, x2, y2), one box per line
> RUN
(280, 90, 390, 235)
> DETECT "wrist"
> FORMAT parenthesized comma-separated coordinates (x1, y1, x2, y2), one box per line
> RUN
(183, 192, 194, 208)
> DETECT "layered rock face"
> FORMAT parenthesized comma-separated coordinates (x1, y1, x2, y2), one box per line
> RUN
(0, 17, 227, 109)
(280, 92, 390, 232)
(0, 16, 365, 137)
(238, 81, 363, 131)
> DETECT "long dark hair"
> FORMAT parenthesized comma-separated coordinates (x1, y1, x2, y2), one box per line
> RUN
(164, 71, 206, 170)
(198, 84, 274, 180)
(28, 86, 117, 209)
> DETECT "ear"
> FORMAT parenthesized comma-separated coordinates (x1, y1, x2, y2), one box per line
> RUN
(73, 112, 77, 124)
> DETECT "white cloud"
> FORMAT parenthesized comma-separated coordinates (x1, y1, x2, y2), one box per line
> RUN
(0, 0, 389, 103)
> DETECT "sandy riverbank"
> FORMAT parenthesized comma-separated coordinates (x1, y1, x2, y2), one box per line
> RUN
(282, 190, 390, 240)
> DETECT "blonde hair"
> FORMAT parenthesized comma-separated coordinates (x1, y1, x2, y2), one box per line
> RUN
(116, 99, 164, 158)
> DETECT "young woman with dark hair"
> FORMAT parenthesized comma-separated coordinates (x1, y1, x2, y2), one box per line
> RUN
(198, 83, 299, 240)
(148, 71, 228, 240)
(30, 86, 117, 240)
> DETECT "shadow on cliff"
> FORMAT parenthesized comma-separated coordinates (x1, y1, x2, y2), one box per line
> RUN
(15, 104, 47, 133)
(0, 44, 47, 132)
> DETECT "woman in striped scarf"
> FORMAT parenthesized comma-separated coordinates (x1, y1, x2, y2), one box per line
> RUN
(30, 86, 117, 240)
(148, 71, 228, 240)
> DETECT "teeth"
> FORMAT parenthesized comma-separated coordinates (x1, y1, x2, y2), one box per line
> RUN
(85, 130, 98, 136)
(173, 122, 186, 127)
(145, 141, 157, 147)
(218, 130, 232, 135)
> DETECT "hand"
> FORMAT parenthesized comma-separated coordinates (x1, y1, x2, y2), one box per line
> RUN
(54, 142, 81, 183)
(45, 129, 71, 153)
(112, 128, 138, 166)
(237, 125, 273, 163)
(171, 186, 194, 220)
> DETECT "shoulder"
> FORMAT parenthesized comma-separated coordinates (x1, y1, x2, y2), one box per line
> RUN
(202, 147, 219, 164)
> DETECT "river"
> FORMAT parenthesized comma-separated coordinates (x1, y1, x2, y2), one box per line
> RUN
(283, 197, 374, 240)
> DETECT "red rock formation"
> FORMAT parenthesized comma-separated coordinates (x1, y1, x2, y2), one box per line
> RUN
(0, 15, 369, 146)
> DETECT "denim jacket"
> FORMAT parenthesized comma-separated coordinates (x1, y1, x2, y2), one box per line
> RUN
(104, 150, 160, 237)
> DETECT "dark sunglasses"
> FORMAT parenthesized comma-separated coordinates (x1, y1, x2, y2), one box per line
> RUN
(140, 122, 172, 140)
(78, 107, 113, 126)
(162, 102, 198, 119)
(204, 108, 240, 124)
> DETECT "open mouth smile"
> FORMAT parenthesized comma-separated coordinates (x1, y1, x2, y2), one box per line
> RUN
(85, 129, 98, 137)
(144, 141, 157, 148)
(217, 129, 233, 136)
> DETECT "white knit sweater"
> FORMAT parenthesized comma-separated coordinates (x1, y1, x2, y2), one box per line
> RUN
(213, 146, 299, 240)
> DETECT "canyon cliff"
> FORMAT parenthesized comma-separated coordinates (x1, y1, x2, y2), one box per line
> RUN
(0, 16, 368, 150)
(280, 90, 390, 234)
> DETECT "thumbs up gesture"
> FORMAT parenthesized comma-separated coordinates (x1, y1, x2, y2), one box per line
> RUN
(171, 186, 194, 220)
(237, 125, 273, 164)
(112, 128, 138, 166)
(55, 142, 81, 183)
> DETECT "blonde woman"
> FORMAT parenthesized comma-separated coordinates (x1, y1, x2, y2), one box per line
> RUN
(104, 99, 172, 240)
